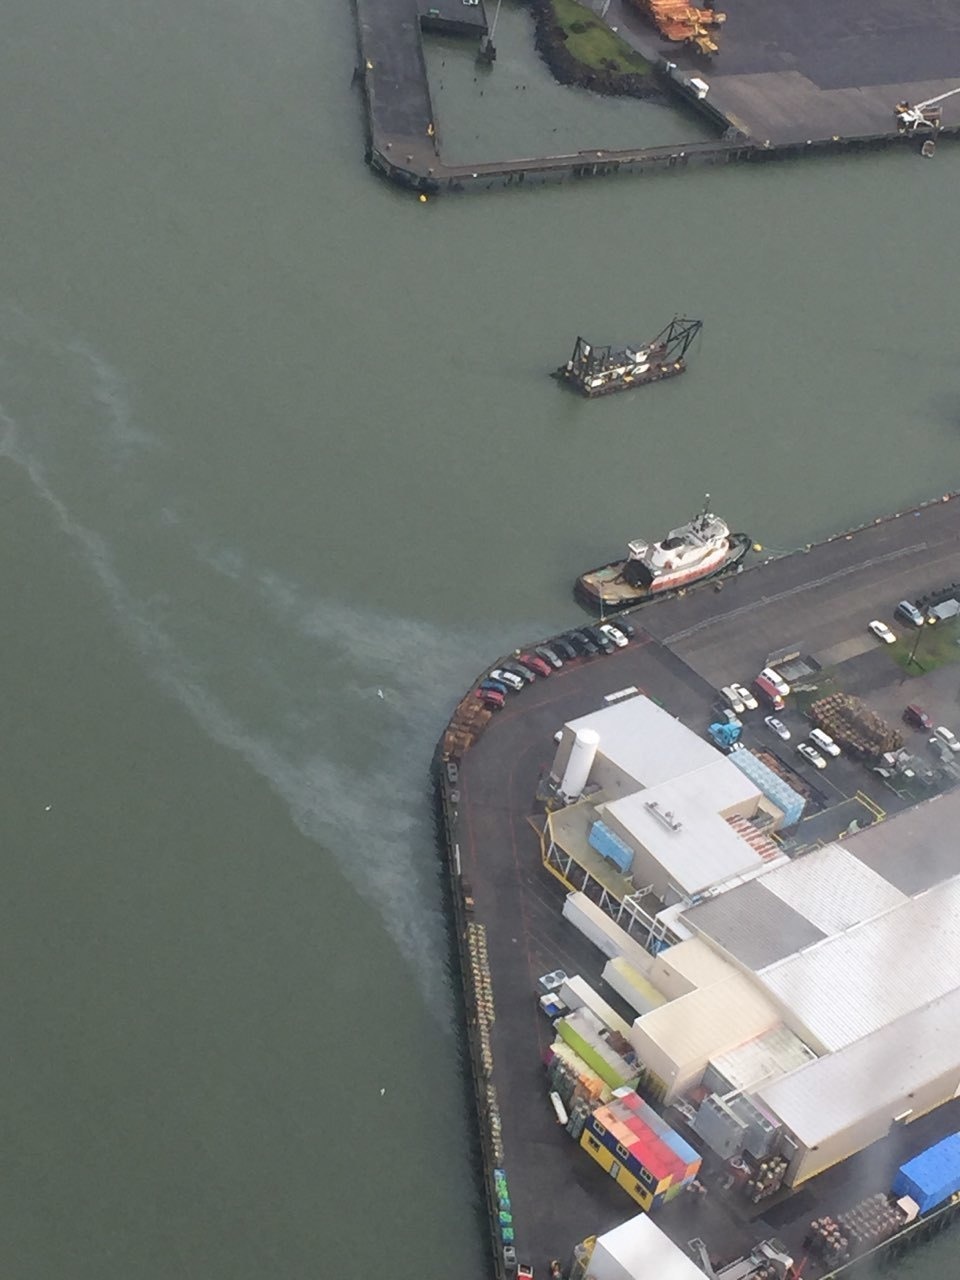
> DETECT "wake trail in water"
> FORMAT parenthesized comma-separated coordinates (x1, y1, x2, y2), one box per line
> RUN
(0, 318, 495, 1010)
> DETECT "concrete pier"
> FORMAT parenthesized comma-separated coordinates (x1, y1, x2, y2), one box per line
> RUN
(352, 0, 960, 194)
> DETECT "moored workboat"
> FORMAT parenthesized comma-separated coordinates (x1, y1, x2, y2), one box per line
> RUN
(576, 501, 751, 609)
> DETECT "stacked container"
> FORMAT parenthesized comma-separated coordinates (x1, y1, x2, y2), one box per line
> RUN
(556, 1009, 640, 1091)
(578, 1088, 701, 1210)
(547, 1039, 611, 1106)
(893, 1133, 960, 1214)
(728, 749, 805, 827)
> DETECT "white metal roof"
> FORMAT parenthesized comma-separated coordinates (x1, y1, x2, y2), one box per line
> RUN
(590, 1211, 710, 1280)
(709, 1023, 817, 1094)
(602, 765, 764, 896)
(631, 973, 780, 1071)
(758, 875, 960, 1052)
(755, 984, 960, 1148)
(567, 696, 727, 789)
(761, 843, 907, 935)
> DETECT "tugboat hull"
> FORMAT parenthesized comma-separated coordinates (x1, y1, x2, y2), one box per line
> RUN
(576, 532, 753, 610)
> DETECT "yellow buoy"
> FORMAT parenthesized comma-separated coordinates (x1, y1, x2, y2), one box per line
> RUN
(752, 543, 763, 553)
(419, 193, 428, 203)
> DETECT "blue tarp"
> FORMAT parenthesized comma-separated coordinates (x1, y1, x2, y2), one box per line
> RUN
(588, 820, 634, 873)
(892, 1132, 960, 1214)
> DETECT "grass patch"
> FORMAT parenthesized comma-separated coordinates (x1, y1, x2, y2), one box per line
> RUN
(790, 672, 840, 717)
(892, 618, 960, 675)
(550, 0, 651, 75)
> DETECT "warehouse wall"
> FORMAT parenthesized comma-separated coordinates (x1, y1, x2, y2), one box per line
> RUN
(630, 977, 780, 1105)
(786, 1064, 960, 1186)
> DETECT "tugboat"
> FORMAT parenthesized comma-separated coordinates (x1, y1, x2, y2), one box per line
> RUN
(554, 317, 702, 398)
(576, 499, 751, 609)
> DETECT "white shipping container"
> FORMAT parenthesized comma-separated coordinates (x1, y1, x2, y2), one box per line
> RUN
(559, 975, 631, 1039)
(603, 957, 667, 1017)
(561, 892, 654, 972)
(562, 1009, 637, 1085)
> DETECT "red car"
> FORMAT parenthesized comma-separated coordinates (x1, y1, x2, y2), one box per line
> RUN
(519, 652, 552, 677)
(476, 688, 505, 709)
(904, 703, 933, 731)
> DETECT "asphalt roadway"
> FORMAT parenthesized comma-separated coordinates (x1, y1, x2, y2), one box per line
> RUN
(643, 497, 960, 691)
(603, 0, 960, 145)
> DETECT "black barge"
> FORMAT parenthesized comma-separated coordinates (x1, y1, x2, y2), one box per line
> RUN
(554, 317, 702, 398)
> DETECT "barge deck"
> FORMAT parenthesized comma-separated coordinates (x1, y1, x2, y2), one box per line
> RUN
(435, 493, 960, 1277)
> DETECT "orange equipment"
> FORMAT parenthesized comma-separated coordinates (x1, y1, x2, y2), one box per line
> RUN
(634, 0, 726, 53)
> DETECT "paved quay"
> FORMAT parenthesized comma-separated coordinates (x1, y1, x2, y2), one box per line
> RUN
(436, 494, 960, 1275)
(642, 496, 960, 687)
(604, 0, 960, 145)
(353, 0, 960, 192)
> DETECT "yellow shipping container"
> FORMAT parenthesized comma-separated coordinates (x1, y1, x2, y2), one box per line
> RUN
(580, 1129, 654, 1210)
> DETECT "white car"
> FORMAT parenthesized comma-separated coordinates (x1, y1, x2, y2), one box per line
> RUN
(490, 668, 524, 692)
(764, 716, 790, 741)
(760, 667, 791, 696)
(809, 727, 841, 758)
(731, 682, 758, 711)
(722, 685, 745, 714)
(934, 726, 960, 753)
(599, 623, 628, 649)
(797, 742, 827, 770)
(868, 619, 896, 645)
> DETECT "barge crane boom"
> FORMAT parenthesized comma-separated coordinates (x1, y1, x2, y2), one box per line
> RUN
(658, 314, 703, 362)
(895, 84, 960, 132)
(554, 315, 702, 398)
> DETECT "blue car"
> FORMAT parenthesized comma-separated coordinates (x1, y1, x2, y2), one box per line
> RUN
(480, 678, 509, 697)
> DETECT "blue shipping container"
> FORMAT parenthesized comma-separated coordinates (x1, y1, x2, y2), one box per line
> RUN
(892, 1132, 960, 1214)
(588, 821, 634, 873)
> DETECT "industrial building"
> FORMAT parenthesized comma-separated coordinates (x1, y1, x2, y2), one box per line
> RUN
(557, 780, 960, 1198)
(546, 698, 795, 937)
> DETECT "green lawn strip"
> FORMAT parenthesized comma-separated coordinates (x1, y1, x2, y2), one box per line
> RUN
(790, 673, 839, 717)
(550, 0, 651, 75)
(891, 618, 960, 674)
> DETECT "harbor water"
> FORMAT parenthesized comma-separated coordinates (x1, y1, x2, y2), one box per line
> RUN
(1, 1, 960, 1276)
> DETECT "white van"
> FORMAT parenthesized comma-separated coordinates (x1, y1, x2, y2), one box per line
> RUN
(761, 667, 790, 696)
(809, 727, 841, 758)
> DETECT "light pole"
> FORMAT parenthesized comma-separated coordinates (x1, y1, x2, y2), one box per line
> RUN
(908, 617, 933, 668)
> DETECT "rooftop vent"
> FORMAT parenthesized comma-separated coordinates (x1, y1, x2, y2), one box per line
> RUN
(645, 800, 683, 832)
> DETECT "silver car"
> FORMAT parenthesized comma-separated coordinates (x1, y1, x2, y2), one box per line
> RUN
(764, 716, 790, 741)
(797, 742, 827, 770)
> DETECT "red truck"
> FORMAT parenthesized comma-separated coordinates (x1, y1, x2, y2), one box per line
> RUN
(753, 673, 784, 711)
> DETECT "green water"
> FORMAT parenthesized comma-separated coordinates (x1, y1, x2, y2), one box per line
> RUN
(1, 1, 959, 1276)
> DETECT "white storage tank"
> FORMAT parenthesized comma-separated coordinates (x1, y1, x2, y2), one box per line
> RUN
(559, 727, 599, 801)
